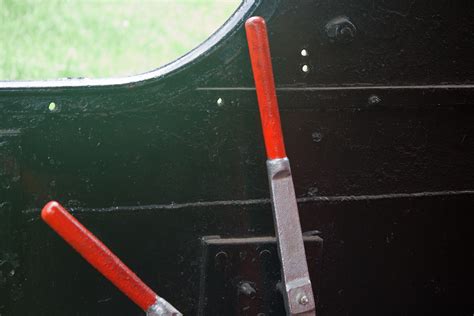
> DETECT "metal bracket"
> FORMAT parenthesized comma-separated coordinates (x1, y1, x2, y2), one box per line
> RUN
(197, 235, 323, 315)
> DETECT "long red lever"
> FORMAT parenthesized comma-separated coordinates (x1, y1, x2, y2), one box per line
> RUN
(41, 201, 181, 315)
(245, 16, 287, 160)
(245, 16, 316, 315)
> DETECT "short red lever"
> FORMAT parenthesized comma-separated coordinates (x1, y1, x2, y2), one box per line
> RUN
(41, 201, 181, 315)
(245, 16, 287, 160)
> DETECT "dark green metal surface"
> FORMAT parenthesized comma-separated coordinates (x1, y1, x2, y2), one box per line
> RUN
(1, 0, 474, 315)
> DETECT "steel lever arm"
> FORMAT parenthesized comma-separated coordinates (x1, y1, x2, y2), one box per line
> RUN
(245, 16, 316, 316)
(41, 201, 182, 316)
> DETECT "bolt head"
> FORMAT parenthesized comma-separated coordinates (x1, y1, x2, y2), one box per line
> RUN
(325, 16, 357, 43)
(298, 294, 309, 305)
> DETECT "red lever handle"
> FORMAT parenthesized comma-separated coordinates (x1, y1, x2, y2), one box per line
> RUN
(41, 201, 156, 312)
(245, 16, 287, 160)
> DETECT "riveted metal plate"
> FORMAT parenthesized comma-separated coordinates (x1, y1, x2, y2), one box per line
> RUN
(197, 235, 323, 316)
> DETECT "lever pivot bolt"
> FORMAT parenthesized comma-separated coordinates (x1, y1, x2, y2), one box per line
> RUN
(298, 294, 309, 305)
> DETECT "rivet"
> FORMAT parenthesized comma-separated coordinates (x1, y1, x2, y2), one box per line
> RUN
(368, 94, 381, 105)
(307, 186, 319, 196)
(311, 131, 323, 143)
(259, 249, 271, 259)
(302, 64, 310, 73)
(301, 49, 309, 57)
(214, 251, 228, 268)
(216, 97, 224, 106)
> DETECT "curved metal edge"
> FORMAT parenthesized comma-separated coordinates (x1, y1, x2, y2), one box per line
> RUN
(0, 0, 257, 90)
(146, 296, 183, 316)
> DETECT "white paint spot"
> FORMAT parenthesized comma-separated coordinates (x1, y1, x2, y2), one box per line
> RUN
(48, 102, 57, 111)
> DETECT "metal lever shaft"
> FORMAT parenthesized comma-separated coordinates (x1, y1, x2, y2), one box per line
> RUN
(41, 201, 182, 316)
(245, 16, 316, 316)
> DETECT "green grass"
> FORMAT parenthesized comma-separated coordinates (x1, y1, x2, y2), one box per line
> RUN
(0, 0, 240, 80)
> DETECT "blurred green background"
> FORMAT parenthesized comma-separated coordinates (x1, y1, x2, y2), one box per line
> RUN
(0, 0, 240, 80)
